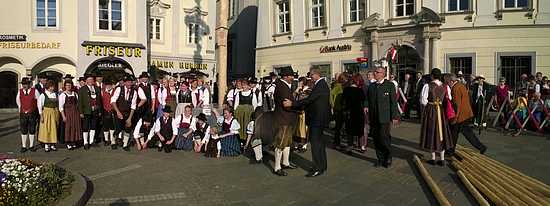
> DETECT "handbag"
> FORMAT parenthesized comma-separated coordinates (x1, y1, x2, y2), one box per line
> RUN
(444, 88, 456, 120)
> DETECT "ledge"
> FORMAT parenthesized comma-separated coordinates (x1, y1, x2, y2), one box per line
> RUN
(57, 173, 93, 206)
(272, 32, 292, 38)
(305, 26, 328, 32)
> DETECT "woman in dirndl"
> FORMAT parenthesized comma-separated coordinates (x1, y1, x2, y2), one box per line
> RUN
(59, 80, 81, 150)
(215, 108, 241, 157)
(166, 78, 178, 115)
(175, 81, 193, 117)
(38, 80, 60, 152)
(294, 77, 311, 153)
(233, 80, 258, 143)
(174, 105, 195, 150)
(419, 68, 454, 166)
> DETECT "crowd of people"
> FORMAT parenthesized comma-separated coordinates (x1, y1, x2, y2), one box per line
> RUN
(14, 64, 550, 177)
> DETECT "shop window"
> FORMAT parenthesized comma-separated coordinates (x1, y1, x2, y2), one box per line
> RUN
(276, 0, 291, 34)
(504, 0, 528, 9)
(500, 56, 532, 89)
(310, 0, 326, 28)
(188, 23, 200, 44)
(36, 0, 57, 28)
(98, 0, 123, 31)
(448, 0, 469, 12)
(347, 0, 366, 23)
(450, 57, 472, 78)
(395, 0, 414, 17)
(149, 17, 162, 40)
(316, 64, 332, 82)
(344, 63, 360, 74)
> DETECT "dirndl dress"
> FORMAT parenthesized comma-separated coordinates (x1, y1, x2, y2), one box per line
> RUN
(38, 94, 59, 144)
(294, 111, 307, 139)
(205, 136, 219, 158)
(235, 104, 253, 141)
(220, 119, 241, 157)
(63, 94, 82, 143)
(175, 127, 193, 150)
(419, 82, 454, 152)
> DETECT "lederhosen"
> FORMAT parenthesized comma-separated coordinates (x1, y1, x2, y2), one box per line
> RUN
(114, 86, 135, 136)
(82, 86, 100, 132)
(138, 83, 153, 120)
(175, 114, 193, 150)
(19, 88, 37, 135)
(138, 120, 152, 139)
(102, 89, 115, 131)
(158, 117, 174, 152)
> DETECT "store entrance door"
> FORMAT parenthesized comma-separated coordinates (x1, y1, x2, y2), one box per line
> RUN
(86, 57, 134, 82)
(391, 45, 421, 83)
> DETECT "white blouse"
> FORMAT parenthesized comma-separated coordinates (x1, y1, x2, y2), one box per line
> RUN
(38, 91, 57, 114)
(217, 116, 240, 135)
(58, 92, 78, 112)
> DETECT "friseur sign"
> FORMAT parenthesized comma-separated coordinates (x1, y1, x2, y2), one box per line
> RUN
(319, 44, 352, 53)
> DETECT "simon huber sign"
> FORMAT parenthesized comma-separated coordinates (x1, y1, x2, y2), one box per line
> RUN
(319, 44, 352, 53)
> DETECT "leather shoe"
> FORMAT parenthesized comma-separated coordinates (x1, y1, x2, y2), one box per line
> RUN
(305, 170, 323, 177)
(111, 145, 117, 150)
(20, 148, 28, 153)
(282, 163, 298, 169)
(84, 144, 90, 150)
(274, 169, 288, 176)
(427, 160, 436, 165)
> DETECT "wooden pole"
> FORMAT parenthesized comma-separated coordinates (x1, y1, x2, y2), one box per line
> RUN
(215, 0, 229, 106)
(413, 155, 452, 206)
(456, 170, 490, 206)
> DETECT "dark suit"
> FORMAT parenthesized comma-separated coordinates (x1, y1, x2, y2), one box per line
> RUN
(366, 80, 399, 165)
(292, 78, 331, 172)
(470, 83, 490, 125)
(273, 79, 297, 149)
(78, 85, 103, 132)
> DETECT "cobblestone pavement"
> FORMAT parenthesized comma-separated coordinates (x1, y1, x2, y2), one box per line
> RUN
(0, 113, 548, 205)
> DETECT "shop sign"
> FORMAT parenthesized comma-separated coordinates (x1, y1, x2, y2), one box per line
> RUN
(84, 45, 142, 58)
(0, 35, 26, 42)
(150, 59, 208, 70)
(97, 62, 125, 70)
(0, 42, 61, 49)
(319, 44, 352, 53)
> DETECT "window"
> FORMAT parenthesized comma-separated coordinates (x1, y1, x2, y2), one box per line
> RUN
(98, 0, 123, 31)
(504, 0, 528, 9)
(448, 0, 469, 12)
(395, 0, 414, 17)
(188, 23, 200, 44)
(500, 56, 532, 89)
(450, 57, 473, 79)
(229, 0, 238, 18)
(344, 63, 360, 74)
(316, 64, 332, 82)
(348, 0, 366, 23)
(276, 0, 291, 33)
(310, 0, 326, 28)
(149, 18, 162, 40)
(36, 0, 57, 27)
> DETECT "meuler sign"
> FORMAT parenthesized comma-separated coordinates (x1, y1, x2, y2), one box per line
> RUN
(320, 44, 352, 53)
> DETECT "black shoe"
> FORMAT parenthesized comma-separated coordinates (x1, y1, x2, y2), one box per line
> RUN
(104, 141, 110, 146)
(480, 146, 487, 155)
(427, 160, 436, 165)
(111, 145, 117, 150)
(30, 147, 37, 152)
(282, 163, 298, 170)
(274, 169, 288, 176)
(436, 160, 446, 167)
(84, 144, 90, 150)
(305, 170, 323, 177)
(20, 148, 28, 153)
(123, 147, 130, 152)
(158, 147, 163, 152)
(256, 159, 263, 164)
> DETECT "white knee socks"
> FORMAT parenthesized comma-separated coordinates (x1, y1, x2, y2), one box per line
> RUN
(440, 151, 445, 161)
(123, 133, 130, 147)
(109, 130, 115, 145)
(282, 147, 290, 166)
(29, 135, 35, 148)
(83, 132, 89, 145)
(89, 130, 96, 144)
(104, 132, 109, 142)
(274, 148, 283, 171)
(253, 146, 263, 161)
(21, 134, 28, 148)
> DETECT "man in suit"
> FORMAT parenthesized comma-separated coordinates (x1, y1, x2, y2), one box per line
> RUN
(365, 67, 400, 168)
(271, 66, 298, 176)
(284, 66, 331, 177)
(447, 74, 487, 155)
(78, 74, 104, 150)
(400, 73, 414, 119)
(470, 75, 490, 127)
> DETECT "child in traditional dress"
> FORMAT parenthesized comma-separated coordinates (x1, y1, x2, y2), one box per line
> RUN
(192, 113, 210, 152)
(16, 77, 39, 152)
(174, 105, 195, 150)
(59, 80, 81, 150)
(38, 80, 60, 152)
(204, 126, 221, 158)
(149, 106, 177, 153)
(133, 113, 155, 151)
(101, 80, 117, 149)
(212, 108, 241, 157)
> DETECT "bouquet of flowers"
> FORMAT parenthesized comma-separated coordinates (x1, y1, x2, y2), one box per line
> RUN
(0, 158, 74, 205)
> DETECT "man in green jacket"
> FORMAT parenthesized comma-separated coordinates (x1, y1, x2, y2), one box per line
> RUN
(365, 67, 400, 168)
(79, 74, 103, 150)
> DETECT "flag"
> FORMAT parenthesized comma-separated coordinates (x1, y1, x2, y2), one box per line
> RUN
(387, 47, 397, 63)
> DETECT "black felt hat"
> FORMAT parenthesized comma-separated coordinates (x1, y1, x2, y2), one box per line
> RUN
(197, 113, 208, 122)
(138, 72, 150, 79)
(123, 75, 136, 82)
(162, 105, 173, 113)
(21, 77, 31, 85)
(279, 66, 294, 77)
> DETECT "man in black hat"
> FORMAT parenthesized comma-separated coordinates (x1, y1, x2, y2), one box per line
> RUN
(34, 73, 48, 95)
(271, 66, 298, 176)
(78, 73, 104, 149)
(78, 77, 86, 91)
(470, 75, 489, 127)
(152, 106, 177, 153)
(16, 77, 40, 153)
(249, 77, 262, 108)
(137, 72, 155, 121)
(111, 75, 139, 151)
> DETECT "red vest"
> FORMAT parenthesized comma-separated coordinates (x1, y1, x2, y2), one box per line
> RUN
(19, 88, 37, 113)
(102, 89, 114, 112)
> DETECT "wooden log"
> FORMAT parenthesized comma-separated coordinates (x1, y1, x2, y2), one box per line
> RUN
(453, 161, 509, 206)
(456, 170, 490, 206)
(413, 155, 453, 206)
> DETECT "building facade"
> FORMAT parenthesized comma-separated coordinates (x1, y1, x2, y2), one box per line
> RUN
(0, 0, 216, 108)
(256, 0, 550, 86)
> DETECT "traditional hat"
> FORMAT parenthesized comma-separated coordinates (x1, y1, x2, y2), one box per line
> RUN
(279, 66, 294, 77)
(269, 72, 277, 78)
(142, 112, 154, 123)
(37, 73, 47, 79)
(162, 105, 173, 113)
(196, 113, 208, 122)
(430, 68, 442, 77)
(476, 75, 486, 80)
(499, 77, 506, 82)
(63, 74, 75, 79)
(138, 72, 150, 79)
(248, 77, 258, 84)
(123, 75, 136, 82)
(21, 77, 31, 85)
(84, 73, 97, 78)
(78, 77, 86, 82)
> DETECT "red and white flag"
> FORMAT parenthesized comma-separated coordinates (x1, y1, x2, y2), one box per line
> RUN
(387, 47, 397, 63)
